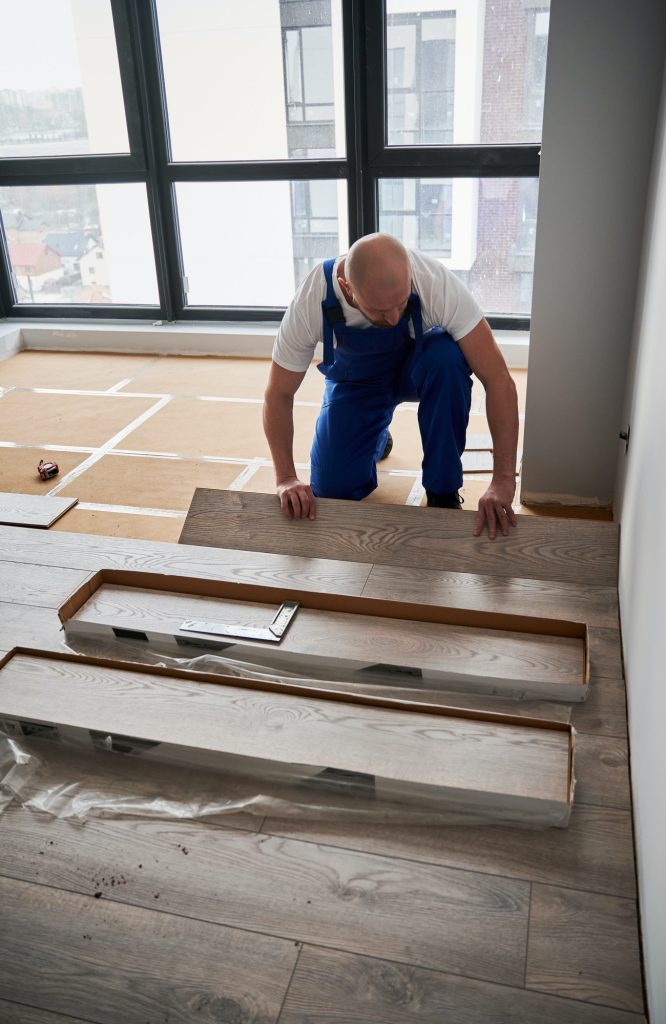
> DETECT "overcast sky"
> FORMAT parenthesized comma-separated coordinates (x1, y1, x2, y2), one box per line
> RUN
(1, 1, 97, 91)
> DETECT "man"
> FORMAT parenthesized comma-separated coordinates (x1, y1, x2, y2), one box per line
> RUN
(263, 232, 518, 539)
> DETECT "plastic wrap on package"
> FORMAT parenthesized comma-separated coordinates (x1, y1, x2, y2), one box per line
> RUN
(61, 634, 574, 726)
(0, 728, 570, 829)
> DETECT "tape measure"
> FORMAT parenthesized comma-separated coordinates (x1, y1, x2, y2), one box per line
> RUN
(38, 460, 59, 481)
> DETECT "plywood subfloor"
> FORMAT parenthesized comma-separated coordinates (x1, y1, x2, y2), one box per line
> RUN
(0, 522, 643, 1022)
(57, 454, 242, 510)
(0, 350, 608, 541)
(0, 351, 157, 390)
(0, 390, 158, 448)
(51, 507, 183, 543)
(0, 447, 90, 495)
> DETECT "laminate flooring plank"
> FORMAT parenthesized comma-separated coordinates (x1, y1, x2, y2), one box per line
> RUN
(0, 525, 372, 597)
(71, 584, 585, 698)
(0, 1001, 93, 1024)
(0, 653, 572, 815)
(0, 560, 90, 608)
(362, 563, 620, 629)
(526, 884, 644, 1013)
(0, 811, 530, 985)
(574, 733, 631, 810)
(570, 675, 627, 738)
(262, 802, 637, 898)
(588, 627, 624, 681)
(0, 875, 298, 1024)
(280, 947, 646, 1024)
(0, 491, 78, 528)
(180, 490, 619, 586)
(0, 601, 64, 652)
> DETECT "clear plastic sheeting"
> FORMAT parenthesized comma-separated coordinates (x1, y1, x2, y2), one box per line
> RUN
(0, 727, 572, 830)
(61, 634, 574, 726)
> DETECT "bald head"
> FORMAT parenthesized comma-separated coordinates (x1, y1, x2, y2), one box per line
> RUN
(346, 233, 410, 293)
(340, 233, 412, 327)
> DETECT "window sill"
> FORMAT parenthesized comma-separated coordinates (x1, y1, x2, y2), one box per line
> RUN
(1, 319, 529, 369)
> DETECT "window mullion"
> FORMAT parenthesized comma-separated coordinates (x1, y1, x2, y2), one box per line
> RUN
(126, 0, 184, 321)
(342, 0, 370, 242)
(0, 228, 12, 316)
(110, 0, 147, 166)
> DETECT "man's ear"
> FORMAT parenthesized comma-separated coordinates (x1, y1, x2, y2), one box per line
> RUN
(337, 275, 354, 303)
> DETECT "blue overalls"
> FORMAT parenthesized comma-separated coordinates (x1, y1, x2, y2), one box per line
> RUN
(309, 257, 473, 500)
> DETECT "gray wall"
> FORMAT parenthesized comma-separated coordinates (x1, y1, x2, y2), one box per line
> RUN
(521, 0, 666, 505)
(615, 66, 666, 1023)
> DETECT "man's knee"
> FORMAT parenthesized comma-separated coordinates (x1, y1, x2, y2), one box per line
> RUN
(420, 329, 470, 377)
(309, 463, 375, 501)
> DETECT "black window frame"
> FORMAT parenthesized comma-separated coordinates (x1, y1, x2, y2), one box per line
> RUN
(0, 0, 540, 330)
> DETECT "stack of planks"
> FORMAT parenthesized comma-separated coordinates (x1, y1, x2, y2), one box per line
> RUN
(0, 648, 574, 827)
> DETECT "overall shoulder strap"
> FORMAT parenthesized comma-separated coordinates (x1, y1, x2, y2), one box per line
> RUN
(406, 291, 425, 352)
(320, 257, 345, 365)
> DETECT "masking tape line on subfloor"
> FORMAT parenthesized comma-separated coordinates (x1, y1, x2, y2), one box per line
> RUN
(228, 458, 265, 491)
(46, 396, 173, 497)
(77, 502, 186, 518)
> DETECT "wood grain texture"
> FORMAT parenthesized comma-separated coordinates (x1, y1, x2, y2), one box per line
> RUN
(0, 1000, 94, 1024)
(0, 560, 89, 608)
(0, 653, 572, 817)
(0, 523, 372, 596)
(0, 504, 642, 1019)
(262, 802, 637, 898)
(0, 811, 530, 984)
(71, 583, 585, 696)
(280, 947, 647, 1024)
(0, 491, 77, 528)
(571, 674, 627, 738)
(0, 874, 298, 1024)
(573, 734, 631, 810)
(180, 490, 619, 586)
(526, 884, 644, 1013)
(0, 601, 63, 652)
(587, 627, 624, 681)
(362, 563, 619, 629)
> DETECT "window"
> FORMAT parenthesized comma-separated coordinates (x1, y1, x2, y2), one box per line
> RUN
(0, 0, 129, 158)
(386, 14, 455, 146)
(0, 0, 550, 326)
(0, 182, 158, 305)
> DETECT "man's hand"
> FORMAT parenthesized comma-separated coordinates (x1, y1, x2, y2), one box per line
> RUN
(474, 479, 517, 539)
(277, 477, 316, 520)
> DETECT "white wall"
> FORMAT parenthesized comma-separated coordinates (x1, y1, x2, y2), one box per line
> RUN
(521, 0, 666, 506)
(615, 66, 666, 1024)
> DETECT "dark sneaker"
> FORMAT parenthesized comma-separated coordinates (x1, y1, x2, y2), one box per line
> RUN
(379, 431, 393, 461)
(426, 489, 464, 509)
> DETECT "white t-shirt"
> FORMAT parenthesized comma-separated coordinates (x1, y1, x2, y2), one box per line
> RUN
(272, 249, 484, 373)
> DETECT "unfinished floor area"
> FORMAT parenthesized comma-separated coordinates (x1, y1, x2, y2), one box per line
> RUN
(0, 349, 538, 541)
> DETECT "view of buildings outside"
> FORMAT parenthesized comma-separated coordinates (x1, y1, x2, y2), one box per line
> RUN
(0, 0, 549, 315)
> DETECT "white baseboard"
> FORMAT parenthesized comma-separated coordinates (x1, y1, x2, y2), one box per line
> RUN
(520, 489, 613, 510)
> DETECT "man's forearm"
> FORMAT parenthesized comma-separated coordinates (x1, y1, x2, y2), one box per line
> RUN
(263, 393, 298, 483)
(484, 376, 519, 483)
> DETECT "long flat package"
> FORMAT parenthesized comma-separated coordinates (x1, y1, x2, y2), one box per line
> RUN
(0, 648, 575, 827)
(58, 569, 590, 702)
